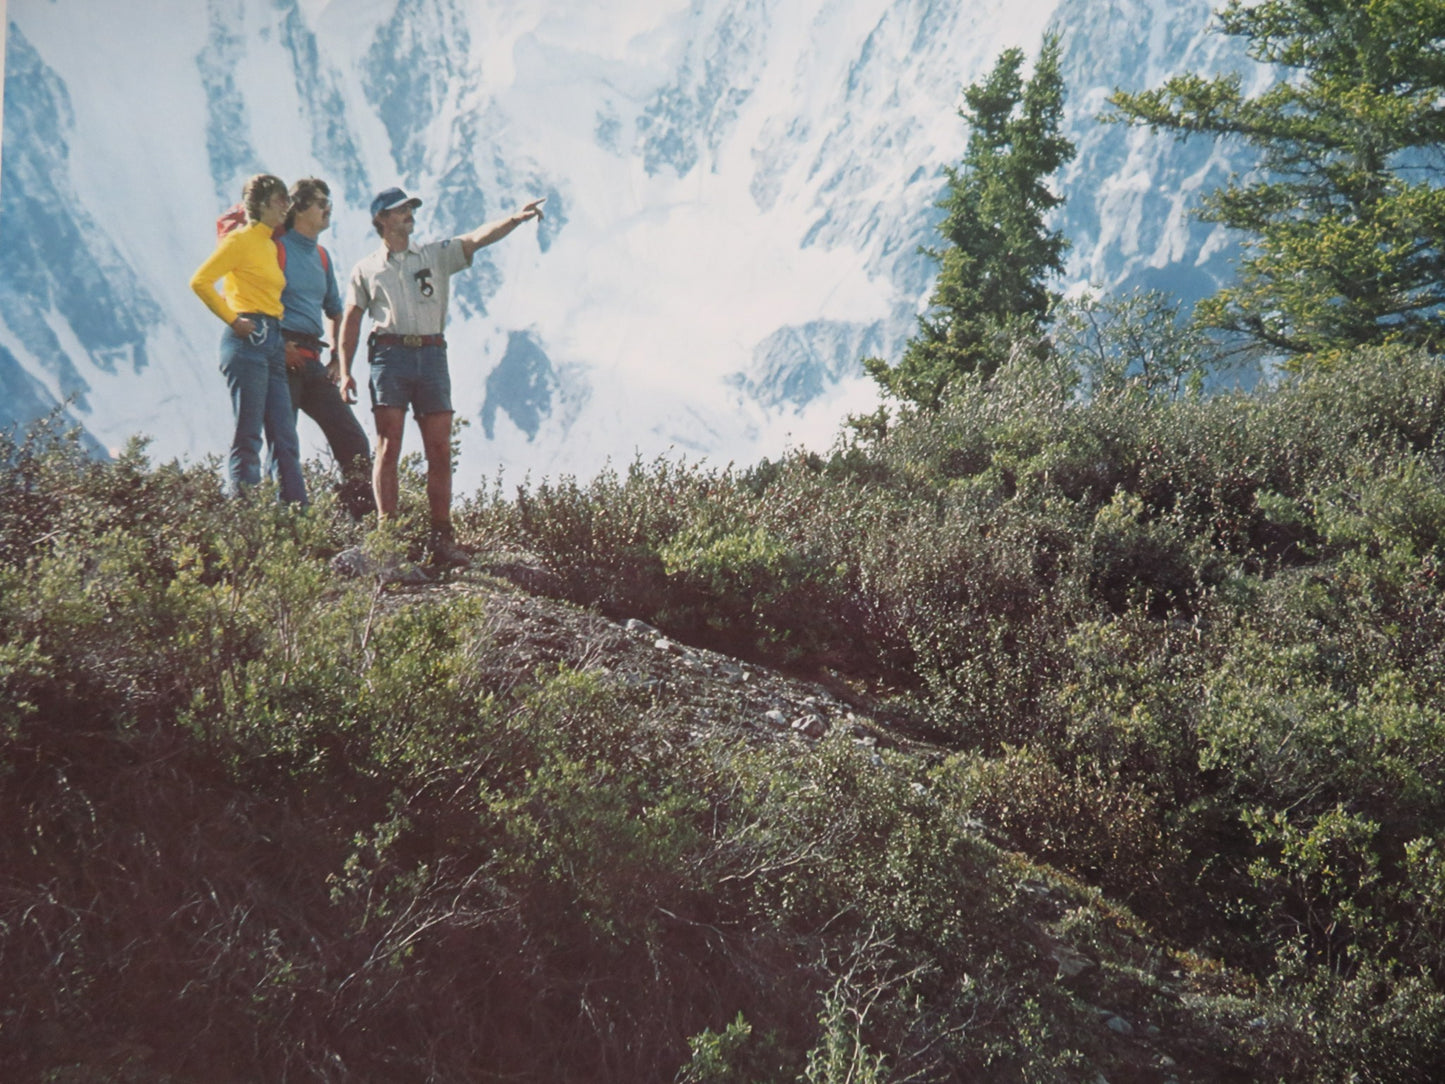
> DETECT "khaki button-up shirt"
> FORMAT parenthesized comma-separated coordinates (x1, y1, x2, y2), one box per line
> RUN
(346, 238, 471, 337)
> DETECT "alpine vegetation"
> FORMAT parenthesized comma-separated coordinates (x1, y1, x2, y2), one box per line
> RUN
(5, 0, 1445, 1079)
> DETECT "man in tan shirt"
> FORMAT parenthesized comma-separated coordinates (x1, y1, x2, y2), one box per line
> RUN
(340, 186, 544, 566)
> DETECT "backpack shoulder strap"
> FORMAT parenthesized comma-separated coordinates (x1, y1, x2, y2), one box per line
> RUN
(215, 203, 248, 241)
(269, 225, 289, 272)
(270, 231, 329, 277)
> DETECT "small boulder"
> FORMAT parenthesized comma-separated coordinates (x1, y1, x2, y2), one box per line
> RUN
(791, 714, 827, 738)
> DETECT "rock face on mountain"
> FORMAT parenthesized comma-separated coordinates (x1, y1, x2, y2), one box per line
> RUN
(1, 0, 1257, 480)
(1, 28, 162, 446)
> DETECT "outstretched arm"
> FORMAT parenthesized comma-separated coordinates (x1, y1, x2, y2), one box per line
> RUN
(460, 198, 545, 262)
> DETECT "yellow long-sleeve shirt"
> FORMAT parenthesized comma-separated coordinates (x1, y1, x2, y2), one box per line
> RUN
(190, 221, 286, 325)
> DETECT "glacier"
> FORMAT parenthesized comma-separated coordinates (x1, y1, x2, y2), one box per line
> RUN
(1, 0, 1255, 491)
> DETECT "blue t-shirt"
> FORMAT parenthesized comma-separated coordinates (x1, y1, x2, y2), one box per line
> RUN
(278, 230, 341, 340)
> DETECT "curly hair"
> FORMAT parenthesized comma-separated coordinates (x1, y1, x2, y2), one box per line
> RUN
(242, 174, 289, 223)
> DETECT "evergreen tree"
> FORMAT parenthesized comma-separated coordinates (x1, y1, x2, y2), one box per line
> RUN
(867, 36, 1075, 409)
(1110, 0, 1445, 360)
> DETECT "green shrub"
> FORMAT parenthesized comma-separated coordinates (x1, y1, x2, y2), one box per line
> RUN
(14, 345, 1445, 1078)
(678, 1011, 791, 1084)
(1086, 488, 1198, 615)
(943, 745, 1185, 910)
(801, 984, 892, 1084)
(514, 455, 709, 606)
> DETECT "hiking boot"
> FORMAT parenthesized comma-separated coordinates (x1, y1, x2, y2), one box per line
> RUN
(340, 477, 375, 522)
(426, 526, 471, 569)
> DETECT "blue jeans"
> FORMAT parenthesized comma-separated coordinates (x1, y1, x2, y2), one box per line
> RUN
(279, 356, 372, 518)
(218, 314, 306, 504)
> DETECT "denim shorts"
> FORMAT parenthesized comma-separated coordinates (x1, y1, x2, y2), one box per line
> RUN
(369, 342, 452, 417)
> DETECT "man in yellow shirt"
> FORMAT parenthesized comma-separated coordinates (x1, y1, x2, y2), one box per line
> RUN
(189, 173, 307, 504)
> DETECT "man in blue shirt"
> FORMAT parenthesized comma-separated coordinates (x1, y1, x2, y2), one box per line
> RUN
(277, 177, 373, 519)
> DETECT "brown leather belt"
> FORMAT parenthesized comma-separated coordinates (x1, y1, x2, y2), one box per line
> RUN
(371, 333, 445, 348)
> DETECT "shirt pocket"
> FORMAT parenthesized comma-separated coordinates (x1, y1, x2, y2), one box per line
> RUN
(412, 267, 440, 301)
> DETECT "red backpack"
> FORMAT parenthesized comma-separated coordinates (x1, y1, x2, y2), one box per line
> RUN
(215, 203, 330, 274)
(215, 203, 249, 240)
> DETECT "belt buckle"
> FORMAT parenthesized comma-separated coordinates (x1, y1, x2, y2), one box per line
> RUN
(402, 334, 424, 348)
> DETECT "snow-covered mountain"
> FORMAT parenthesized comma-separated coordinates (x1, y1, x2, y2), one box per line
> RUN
(1, 0, 1255, 490)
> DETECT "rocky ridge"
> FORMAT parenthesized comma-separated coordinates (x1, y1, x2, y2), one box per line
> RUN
(326, 551, 1230, 1083)
(355, 550, 919, 752)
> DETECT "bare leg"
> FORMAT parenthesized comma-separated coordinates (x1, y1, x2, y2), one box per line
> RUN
(417, 410, 454, 528)
(372, 406, 408, 521)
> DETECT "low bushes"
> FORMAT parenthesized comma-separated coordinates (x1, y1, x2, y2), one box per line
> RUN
(496, 346, 1445, 1077)
(7, 344, 1445, 1078)
(1, 421, 1254, 1081)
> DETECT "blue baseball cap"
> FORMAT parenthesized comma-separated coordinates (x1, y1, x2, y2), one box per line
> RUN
(370, 186, 422, 219)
